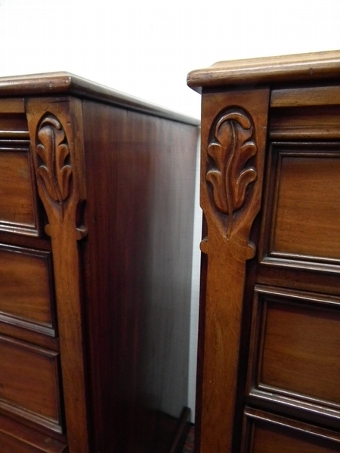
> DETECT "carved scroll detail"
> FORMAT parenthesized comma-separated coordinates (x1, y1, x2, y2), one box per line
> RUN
(206, 108, 257, 238)
(35, 115, 72, 222)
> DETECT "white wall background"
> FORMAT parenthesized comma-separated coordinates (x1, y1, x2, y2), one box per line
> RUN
(1, 0, 340, 119)
(1, 0, 339, 420)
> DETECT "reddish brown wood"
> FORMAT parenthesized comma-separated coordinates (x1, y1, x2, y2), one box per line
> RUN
(0, 335, 61, 432)
(0, 245, 54, 334)
(0, 72, 195, 125)
(247, 286, 340, 430)
(198, 89, 269, 452)
(0, 413, 66, 453)
(188, 50, 340, 453)
(0, 73, 198, 453)
(0, 147, 39, 235)
(26, 97, 89, 453)
(187, 50, 340, 91)
(242, 409, 340, 453)
(81, 99, 198, 453)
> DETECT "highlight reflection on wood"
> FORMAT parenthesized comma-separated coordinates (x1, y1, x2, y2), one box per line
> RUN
(0, 72, 198, 453)
(188, 50, 340, 453)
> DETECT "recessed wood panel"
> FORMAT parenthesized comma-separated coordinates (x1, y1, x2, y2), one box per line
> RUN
(269, 106, 340, 139)
(251, 426, 338, 453)
(0, 115, 28, 135)
(0, 245, 55, 336)
(0, 99, 28, 140)
(250, 287, 340, 407)
(271, 86, 340, 108)
(273, 155, 340, 259)
(0, 147, 39, 236)
(243, 409, 340, 453)
(0, 98, 25, 114)
(261, 144, 340, 267)
(0, 413, 66, 453)
(0, 335, 63, 432)
(0, 431, 64, 453)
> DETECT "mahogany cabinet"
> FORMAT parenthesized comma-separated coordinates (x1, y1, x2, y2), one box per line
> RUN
(0, 73, 199, 453)
(187, 51, 340, 452)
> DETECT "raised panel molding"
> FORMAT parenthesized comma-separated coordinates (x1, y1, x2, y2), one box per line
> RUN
(0, 413, 67, 453)
(241, 408, 340, 453)
(247, 285, 340, 428)
(0, 244, 56, 337)
(260, 142, 340, 272)
(0, 335, 63, 433)
(0, 144, 40, 236)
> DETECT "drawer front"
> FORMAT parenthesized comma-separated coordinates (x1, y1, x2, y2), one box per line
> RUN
(0, 244, 56, 337)
(0, 98, 40, 236)
(249, 286, 340, 407)
(0, 413, 67, 453)
(243, 409, 340, 453)
(0, 432, 65, 453)
(0, 335, 63, 433)
(261, 143, 340, 268)
(0, 98, 27, 137)
(0, 145, 40, 236)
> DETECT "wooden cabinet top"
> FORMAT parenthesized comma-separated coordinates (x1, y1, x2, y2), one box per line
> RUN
(187, 50, 340, 91)
(0, 72, 198, 125)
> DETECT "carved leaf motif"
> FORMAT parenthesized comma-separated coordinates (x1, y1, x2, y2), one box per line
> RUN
(206, 169, 225, 213)
(36, 115, 72, 215)
(207, 143, 224, 166)
(234, 168, 257, 208)
(36, 146, 55, 200)
(206, 108, 257, 237)
(56, 143, 72, 200)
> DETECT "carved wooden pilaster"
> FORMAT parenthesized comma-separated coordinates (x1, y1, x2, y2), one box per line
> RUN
(26, 98, 89, 453)
(198, 89, 269, 453)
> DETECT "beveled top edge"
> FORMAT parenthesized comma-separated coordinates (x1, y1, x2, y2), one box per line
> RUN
(0, 72, 199, 126)
(187, 50, 340, 92)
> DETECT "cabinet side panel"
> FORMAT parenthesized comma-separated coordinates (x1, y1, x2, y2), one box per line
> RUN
(81, 101, 198, 453)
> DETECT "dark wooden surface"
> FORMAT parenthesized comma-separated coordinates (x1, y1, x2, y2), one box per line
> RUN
(188, 50, 340, 453)
(0, 74, 198, 453)
(0, 72, 199, 126)
(82, 100, 198, 452)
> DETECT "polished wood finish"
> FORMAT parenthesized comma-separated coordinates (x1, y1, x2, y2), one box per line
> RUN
(248, 287, 340, 412)
(197, 89, 269, 452)
(0, 336, 61, 432)
(26, 97, 89, 453)
(187, 50, 340, 91)
(0, 246, 54, 334)
(81, 99, 197, 453)
(0, 146, 39, 235)
(0, 73, 198, 453)
(242, 409, 340, 453)
(268, 152, 340, 258)
(0, 413, 66, 453)
(188, 50, 340, 453)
